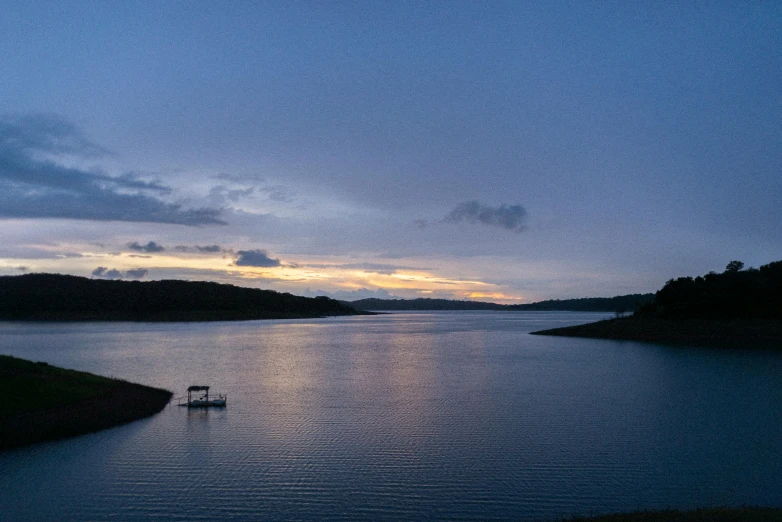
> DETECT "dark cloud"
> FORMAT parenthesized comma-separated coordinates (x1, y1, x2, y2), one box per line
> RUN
(233, 249, 281, 267)
(0, 114, 225, 226)
(444, 201, 528, 233)
(173, 244, 226, 253)
(2, 113, 108, 157)
(127, 241, 165, 253)
(124, 268, 149, 279)
(92, 266, 148, 279)
(16, 266, 28, 272)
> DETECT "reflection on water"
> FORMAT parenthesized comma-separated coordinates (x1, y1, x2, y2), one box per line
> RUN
(1, 312, 782, 521)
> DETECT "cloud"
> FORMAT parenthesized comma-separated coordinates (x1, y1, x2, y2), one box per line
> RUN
(91, 266, 149, 279)
(2, 113, 108, 157)
(127, 241, 165, 253)
(233, 249, 282, 267)
(304, 287, 395, 301)
(260, 184, 295, 203)
(307, 262, 428, 275)
(174, 244, 225, 253)
(124, 268, 149, 279)
(207, 185, 255, 207)
(0, 114, 225, 226)
(444, 201, 528, 233)
(212, 174, 297, 204)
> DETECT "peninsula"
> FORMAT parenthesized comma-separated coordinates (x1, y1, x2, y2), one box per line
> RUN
(532, 260, 782, 348)
(0, 273, 369, 321)
(0, 355, 172, 450)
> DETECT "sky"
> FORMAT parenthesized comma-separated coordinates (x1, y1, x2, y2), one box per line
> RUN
(1, 1, 780, 303)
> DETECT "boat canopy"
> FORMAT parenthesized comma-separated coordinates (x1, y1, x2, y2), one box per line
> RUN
(187, 385, 210, 391)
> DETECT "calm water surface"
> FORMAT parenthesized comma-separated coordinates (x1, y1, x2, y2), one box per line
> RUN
(1, 311, 781, 521)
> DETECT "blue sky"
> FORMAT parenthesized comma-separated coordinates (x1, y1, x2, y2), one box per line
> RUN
(1, 1, 780, 302)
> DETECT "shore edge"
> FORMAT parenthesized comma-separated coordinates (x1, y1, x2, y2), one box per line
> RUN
(530, 316, 782, 348)
(1, 356, 172, 450)
(559, 506, 782, 521)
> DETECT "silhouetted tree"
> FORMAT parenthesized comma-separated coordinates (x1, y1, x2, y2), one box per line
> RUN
(725, 260, 745, 273)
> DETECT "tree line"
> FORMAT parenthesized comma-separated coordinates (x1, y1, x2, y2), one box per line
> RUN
(0, 274, 363, 321)
(346, 294, 654, 312)
(637, 260, 782, 320)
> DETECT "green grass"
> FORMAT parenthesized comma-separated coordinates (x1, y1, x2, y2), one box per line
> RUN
(560, 507, 782, 521)
(0, 355, 119, 419)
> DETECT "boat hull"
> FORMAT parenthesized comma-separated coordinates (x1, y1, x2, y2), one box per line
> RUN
(184, 399, 226, 408)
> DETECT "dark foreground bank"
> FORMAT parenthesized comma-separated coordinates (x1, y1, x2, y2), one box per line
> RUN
(561, 506, 782, 521)
(531, 316, 782, 348)
(0, 355, 172, 450)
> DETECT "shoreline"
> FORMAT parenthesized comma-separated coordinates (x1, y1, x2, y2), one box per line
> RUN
(531, 316, 782, 348)
(561, 506, 782, 521)
(0, 355, 172, 450)
(0, 309, 376, 322)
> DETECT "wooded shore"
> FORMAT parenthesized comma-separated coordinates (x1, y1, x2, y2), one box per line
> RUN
(531, 316, 782, 349)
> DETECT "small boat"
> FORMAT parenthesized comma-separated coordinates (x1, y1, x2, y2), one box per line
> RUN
(178, 385, 227, 407)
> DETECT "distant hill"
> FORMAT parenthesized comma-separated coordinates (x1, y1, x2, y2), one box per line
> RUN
(508, 294, 654, 312)
(344, 298, 506, 311)
(0, 273, 368, 321)
(346, 293, 654, 312)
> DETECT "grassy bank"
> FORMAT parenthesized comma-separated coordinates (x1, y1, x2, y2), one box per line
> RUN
(0, 355, 172, 450)
(530, 316, 782, 348)
(561, 506, 782, 521)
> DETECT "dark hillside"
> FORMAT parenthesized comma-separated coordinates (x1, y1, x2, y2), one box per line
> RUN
(0, 273, 366, 321)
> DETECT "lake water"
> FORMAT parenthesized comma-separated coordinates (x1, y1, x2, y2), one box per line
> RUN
(1, 311, 781, 521)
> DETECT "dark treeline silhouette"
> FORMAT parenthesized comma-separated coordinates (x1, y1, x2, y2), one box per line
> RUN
(346, 294, 654, 312)
(531, 260, 782, 347)
(345, 298, 506, 311)
(508, 294, 653, 313)
(637, 260, 782, 319)
(0, 273, 367, 321)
